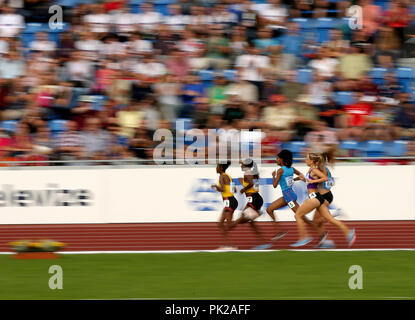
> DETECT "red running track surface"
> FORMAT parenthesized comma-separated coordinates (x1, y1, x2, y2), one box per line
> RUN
(0, 221, 414, 251)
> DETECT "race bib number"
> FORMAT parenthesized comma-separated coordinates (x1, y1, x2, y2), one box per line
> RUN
(326, 178, 335, 188)
(309, 192, 317, 199)
(223, 200, 230, 207)
(285, 177, 293, 187)
(247, 196, 253, 203)
(288, 201, 295, 209)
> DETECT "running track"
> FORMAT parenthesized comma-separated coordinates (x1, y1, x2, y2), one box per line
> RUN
(0, 221, 414, 251)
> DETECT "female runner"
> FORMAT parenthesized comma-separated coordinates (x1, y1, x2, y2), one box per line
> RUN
(211, 161, 239, 249)
(229, 158, 271, 249)
(291, 152, 356, 247)
(267, 150, 304, 240)
(267, 149, 324, 242)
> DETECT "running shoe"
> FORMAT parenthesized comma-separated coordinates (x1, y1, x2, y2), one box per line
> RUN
(290, 238, 313, 247)
(317, 240, 336, 249)
(271, 231, 288, 242)
(251, 243, 273, 250)
(347, 228, 356, 247)
(319, 232, 328, 245)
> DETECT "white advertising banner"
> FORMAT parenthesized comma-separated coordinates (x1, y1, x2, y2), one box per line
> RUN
(0, 164, 413, 224)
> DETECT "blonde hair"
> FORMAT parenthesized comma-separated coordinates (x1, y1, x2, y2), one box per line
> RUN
(308, 153, 325, 171)
(321, 146, 337, 168)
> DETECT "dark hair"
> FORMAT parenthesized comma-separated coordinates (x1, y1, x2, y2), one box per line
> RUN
(218, 161, 231, 171)
(277, 149, 293, 167)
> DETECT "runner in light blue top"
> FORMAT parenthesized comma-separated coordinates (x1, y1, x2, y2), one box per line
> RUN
(266, 149, 318, 242)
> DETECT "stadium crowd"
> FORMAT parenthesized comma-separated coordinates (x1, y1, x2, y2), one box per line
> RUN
(0, 0, 415, 165)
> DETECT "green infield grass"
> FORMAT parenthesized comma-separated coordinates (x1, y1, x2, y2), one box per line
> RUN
(0, 251, 414, 300)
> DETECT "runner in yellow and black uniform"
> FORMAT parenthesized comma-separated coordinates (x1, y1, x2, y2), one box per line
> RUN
(229, 158, 271, 250)
(211, 162, 238, 249)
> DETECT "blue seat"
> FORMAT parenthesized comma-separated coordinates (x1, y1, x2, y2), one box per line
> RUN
(1, 120, 18, 133)
(297, 69, 313, 84)
(317, 29, 330, 43)
(23, 23, 46, 34)
(130, 4, 141, 13)
(198, 70, 215, 82)
(223, 69, 237, 81)
(90, 95, 107, 111)
(291, 18, 311, 30)
(56, 0, 79, 6)
(370, 67, 388, 85)
(334, 91, 355, 105)
(365, 140, 385, 157)
(316, 17, 336, 29)
(285, 141, 308, 158)
(340, 140, 365, 156)
(340, 140, 360, 150)
(396, 67, 414, 79)
(387, 140, 409, 157)
(49, 120, 68, 133)
(155, 4, 170, 15)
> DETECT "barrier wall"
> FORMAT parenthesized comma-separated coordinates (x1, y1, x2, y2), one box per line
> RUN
(0, 164, 414, 224)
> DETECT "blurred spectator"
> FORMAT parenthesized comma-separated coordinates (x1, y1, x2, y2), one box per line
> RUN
(305, 120, 338, 153)
(339, 92, 374, 140)
(225, 74, 259, 102)
(0, 6, 24, 38)
(339, 45, 372, 80)
(54, 120, 84, 162)
(137, 3, 163, 34)
(116, 103, 143, 138)
(153, 74, 182, 122)
(84, 4, 112, 34)
(0, 0, 413, 165)
(278, 22, 303, 72)
(383, 0, 412, 45)
(309, 46, 339, 78)
(29, 32, 56, 55)
(0, 50, 25, 79)
(81, 117, 112, 159)
(360, 0, 383, 37)
(235, 45, 270, 98)
(374, 27, 401, 67)
(208, 74, 229, 113)
(203, 24, 231, 70)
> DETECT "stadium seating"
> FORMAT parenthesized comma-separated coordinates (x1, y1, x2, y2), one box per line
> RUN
(316, 18, 336, 43)
(198, 70, 215, 83)
(49, 120, 68, 135)
(282, 141, 308, 158)
(334, 91, 355, 105)
(365, 140, 385, 157)
(1, 120, 18, 133)
(387, 140, 409, 157)
(223, 69, 237, 82)
(370, 67, 388, 85)
(297, 69, 313, 84)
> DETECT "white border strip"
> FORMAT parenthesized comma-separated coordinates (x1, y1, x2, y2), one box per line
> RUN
(0, 249, 414, 254)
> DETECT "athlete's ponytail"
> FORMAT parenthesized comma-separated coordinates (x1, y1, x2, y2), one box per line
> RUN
(321, 146, 336, 167)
